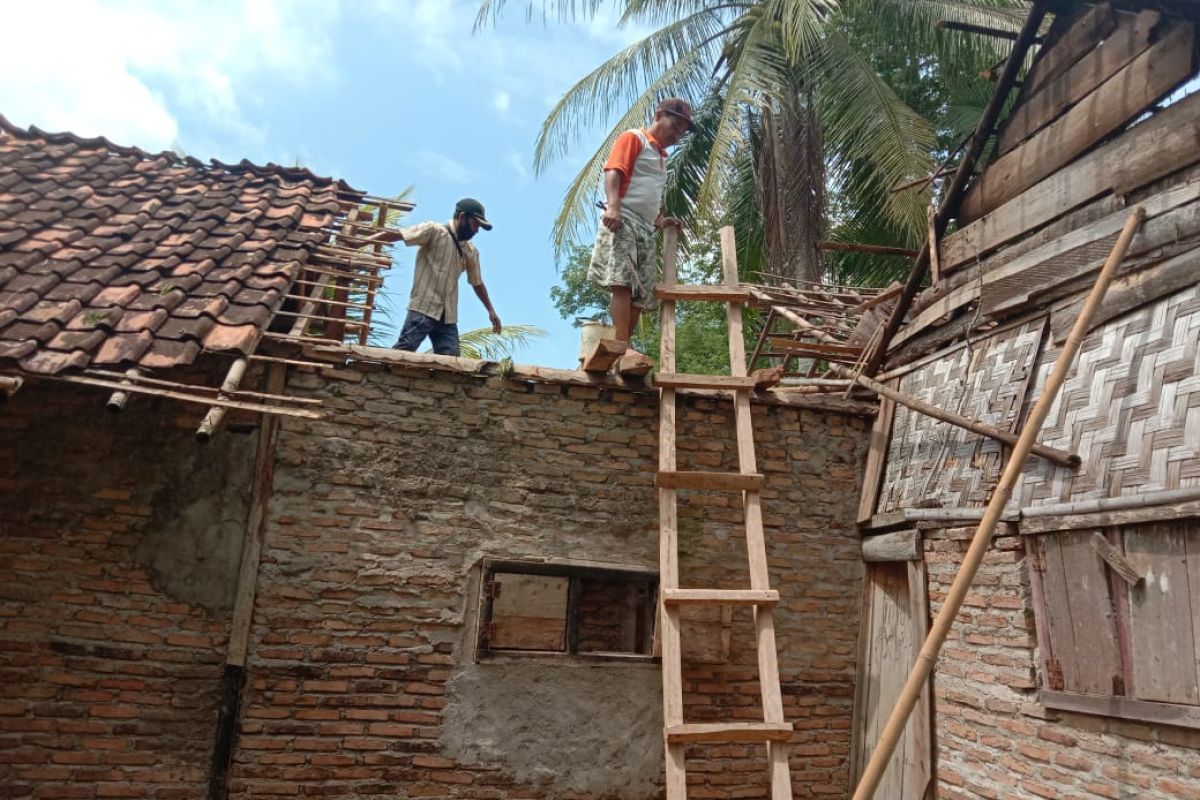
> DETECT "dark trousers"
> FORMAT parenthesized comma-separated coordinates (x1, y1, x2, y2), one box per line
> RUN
(394, 309, 460, 356)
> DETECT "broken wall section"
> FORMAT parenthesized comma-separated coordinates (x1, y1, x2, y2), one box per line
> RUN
(231, 359, 870, 799)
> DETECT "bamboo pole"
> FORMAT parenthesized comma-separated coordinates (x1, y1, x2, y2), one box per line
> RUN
(104, 368, 140, 413)
(850, 206, 1146, 800)
(831, 366, 1079, 468)
(196, 358, 250, 443)
(0, 374, 24, 402)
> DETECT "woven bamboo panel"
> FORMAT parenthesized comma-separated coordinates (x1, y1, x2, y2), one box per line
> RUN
(1017, 285, 1200, 507)
(878, 318, 1048, 512)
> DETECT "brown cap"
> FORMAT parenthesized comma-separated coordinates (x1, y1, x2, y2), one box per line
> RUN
(655, 97, 694, 131)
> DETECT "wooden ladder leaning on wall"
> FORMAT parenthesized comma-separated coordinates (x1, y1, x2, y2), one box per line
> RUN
(655, 225, 793, 799)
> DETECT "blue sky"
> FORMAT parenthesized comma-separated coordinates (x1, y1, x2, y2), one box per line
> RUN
(0, 0, 648, 368)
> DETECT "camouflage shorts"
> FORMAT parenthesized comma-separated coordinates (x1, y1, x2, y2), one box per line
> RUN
(587, 213, 658, 309)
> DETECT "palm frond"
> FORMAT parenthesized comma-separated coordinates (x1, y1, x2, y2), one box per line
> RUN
(454, 324, 549, 360)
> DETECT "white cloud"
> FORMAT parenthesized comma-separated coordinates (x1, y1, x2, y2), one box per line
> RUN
(0, 0, 337, 154)
(506, 148, 529, 181)
(494, 90, 511, 114)
(413, 149, 472, 184)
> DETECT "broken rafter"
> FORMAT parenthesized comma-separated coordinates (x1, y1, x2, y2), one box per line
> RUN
(862, 0, 1053, 378)
(936, 19, 1035, 42)
(7, 371, 322, 419)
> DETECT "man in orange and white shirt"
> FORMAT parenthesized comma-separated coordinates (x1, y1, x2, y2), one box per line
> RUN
(587, 97, 692, 359)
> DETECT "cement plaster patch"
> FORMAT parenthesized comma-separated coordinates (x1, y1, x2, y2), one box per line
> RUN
(441, 662, 663, 798)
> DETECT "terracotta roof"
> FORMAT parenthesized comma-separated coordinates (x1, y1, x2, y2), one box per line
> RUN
(0, 115, 356, 374)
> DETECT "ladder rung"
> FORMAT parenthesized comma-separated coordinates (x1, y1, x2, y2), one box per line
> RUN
(654, 373, 757, 390)
(662, 589, 779, 606)
(656, 471, 763, 491)
(656, 285, 752, 303)
(665, 722, 793, 743)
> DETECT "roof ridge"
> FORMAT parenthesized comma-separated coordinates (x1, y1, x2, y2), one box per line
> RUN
(0, 112, 363, 196)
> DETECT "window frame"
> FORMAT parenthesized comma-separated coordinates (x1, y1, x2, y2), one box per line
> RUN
(475, 559, 659, 663)
(1027, 511, 1200, 730)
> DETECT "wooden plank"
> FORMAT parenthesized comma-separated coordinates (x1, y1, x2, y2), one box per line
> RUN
(721, 226, 791, 800)
(1023, 3, 1118, 96)
(1059, 532, 1124, 695)
(1188, 531, 1200, 701)
(1042, 690, 1200, 730)
(1021, 499, 1200, 535)
(906, 560, 932, 800)
(862, 529, 921, 562)
(655, 285, 753, 303)
(859, 511, 910, 534)
(857, 392, 897, 525)
(1027, 537, 1060, 692)
(665, 722, 793, 743)
(581, 338, 625, 373)
(961, 23, 1195, 222)
(942, 89, 1200, 273)
(902, 180, 1200, 346)
(998, 9, 1162, 155)
(654, 372, 758, 390)
(655, 471, 765, 492)
(489, 574, 569, 650)
(1124, 523, 1199, 704)
(927, 206, 941, 286)
(1091, 532, 1144, 586)
(656, 228, 686, 800)
(662, 589, 780, 606)
(862, 563, 912, 798)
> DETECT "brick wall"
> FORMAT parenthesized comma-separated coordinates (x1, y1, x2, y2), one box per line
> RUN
(926, 526, 1200, 800)
(230, 360, 870, 799)
(0, 373, 254, 800)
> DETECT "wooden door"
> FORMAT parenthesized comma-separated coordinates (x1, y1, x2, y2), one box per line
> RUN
(852, 560, 933, 799)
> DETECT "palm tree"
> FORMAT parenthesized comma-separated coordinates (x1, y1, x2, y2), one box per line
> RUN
(478, 0, 1028, 284)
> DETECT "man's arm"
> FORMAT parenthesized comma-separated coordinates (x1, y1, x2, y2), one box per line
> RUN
(472, 283, 502, 334)
(601, 169, 624, 232)
(361, 229, 405, 246)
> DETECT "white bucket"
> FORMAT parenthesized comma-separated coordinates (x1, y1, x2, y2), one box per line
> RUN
(579, 320, 616, 364)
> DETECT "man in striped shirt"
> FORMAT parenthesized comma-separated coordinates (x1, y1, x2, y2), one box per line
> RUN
(587, 97, 692, 360)
(368, 198, 502, 356)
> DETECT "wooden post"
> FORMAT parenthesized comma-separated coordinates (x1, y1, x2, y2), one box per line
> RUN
(850, 206, 1146, 800)
(832, 366, 1080, 468)
(861, 0, 1052, 377)
(656, 226, 686, 800)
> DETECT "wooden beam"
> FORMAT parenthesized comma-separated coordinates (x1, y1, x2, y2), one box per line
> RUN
(862, 529, 922, 562)
(961, 23, 1194, 221)
(817, 240, 918, 258)
(581, 338, 626, 373)
(653, 373, 759, 390)
(1041, 690, 1200, 730)
(666, 722, 793, 744)
(661, 589, 780, 606)
(655, 285, 753, 303)
(997, 9, 1161, 155)
(832, 366, 1080, 468)
(1020, 498, 1200, 535)
(1024, 3, 1118, 96)
(655, 471, 765, 491)
(936, 19, 1026, 41)
(1023, 487, 1200, 518)
(615, 350, 654, 377)
(860, 0, 1052, 378)
(103, 368, 139, 413)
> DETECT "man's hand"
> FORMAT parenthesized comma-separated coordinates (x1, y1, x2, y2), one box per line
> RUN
(364, 229, 404, 246)
(656, 216, 683, 230)
(489, 312, 502, 334)
(601, 204, 623, 232)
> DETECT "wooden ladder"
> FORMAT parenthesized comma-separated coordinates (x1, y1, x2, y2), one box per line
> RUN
(655, 226, 793, 799)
